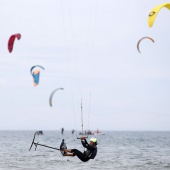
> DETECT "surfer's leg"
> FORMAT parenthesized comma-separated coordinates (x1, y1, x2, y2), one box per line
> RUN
(63, 149, 89, 161)
(61, 149, 74, 156)
(60, 148, 74, 156)
(62, 148, 83, 156)
(63, 152, 74, 156)
(71, 149, 89, 162)
(62, 149, 72, 153)
(71, 149, 83, 157)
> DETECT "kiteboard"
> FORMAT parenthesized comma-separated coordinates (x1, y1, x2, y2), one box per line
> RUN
(60, 139, 67, 156)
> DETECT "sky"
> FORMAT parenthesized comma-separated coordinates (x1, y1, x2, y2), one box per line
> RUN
(0, 0, 170, 131)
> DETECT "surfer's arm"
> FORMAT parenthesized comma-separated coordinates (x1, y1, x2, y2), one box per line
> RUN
(81, 139, 95, 150)
(81, 138, 88, 147)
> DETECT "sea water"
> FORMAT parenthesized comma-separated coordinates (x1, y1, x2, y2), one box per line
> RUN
(0, 131, 170, 170)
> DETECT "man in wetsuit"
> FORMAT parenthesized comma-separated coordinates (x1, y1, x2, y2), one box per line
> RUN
(61, 128, 64, 135)
(61, 137, 97, 162)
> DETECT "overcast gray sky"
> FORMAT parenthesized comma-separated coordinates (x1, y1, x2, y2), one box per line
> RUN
(0, 0, 170, 131)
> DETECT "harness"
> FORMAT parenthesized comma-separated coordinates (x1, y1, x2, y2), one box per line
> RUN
(84, 146, 97, 159)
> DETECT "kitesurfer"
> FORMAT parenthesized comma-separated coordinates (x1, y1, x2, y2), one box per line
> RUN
(61, 128, 64, 135)
(60, 137, 97, 162)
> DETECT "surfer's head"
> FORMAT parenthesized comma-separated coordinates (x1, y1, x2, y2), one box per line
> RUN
(90, 138, 97, 145)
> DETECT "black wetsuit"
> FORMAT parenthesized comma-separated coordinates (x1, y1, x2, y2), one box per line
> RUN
(71, 139, 97, 162)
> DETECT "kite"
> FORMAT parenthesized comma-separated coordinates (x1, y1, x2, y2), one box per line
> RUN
(137, 37, 154, 53)
(148, 3, 170, 27)
(49, 88, 64, 107)
(30, 65, 45, 86)
(8, 33, 21, 53)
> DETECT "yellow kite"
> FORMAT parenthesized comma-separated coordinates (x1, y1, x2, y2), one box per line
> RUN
(148, 3, 170, 27)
